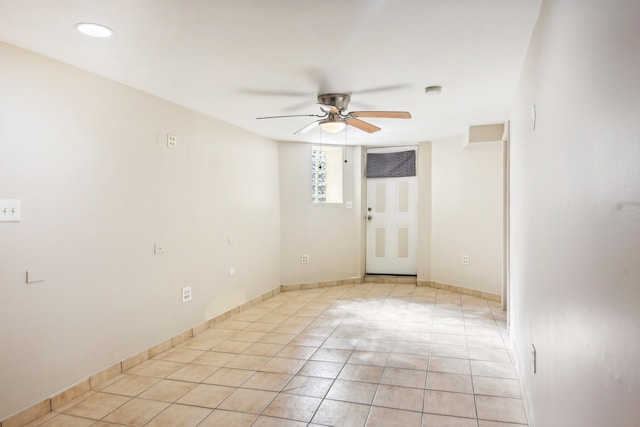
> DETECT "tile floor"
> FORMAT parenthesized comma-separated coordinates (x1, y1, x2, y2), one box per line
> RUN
(26, 283, 528, 427)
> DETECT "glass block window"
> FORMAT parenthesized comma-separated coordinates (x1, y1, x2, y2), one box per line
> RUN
(312, 148, 327, 203)
(312, 145, 343, 204)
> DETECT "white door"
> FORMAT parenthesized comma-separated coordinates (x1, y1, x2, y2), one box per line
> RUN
(366, 174, 418, 275)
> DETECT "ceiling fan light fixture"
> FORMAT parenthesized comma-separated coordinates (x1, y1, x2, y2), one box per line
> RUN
(75, 22, 114, 38)
(320, 120, 346, 133)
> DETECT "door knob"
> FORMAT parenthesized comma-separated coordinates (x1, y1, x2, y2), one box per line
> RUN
(367, 215, 373, 220)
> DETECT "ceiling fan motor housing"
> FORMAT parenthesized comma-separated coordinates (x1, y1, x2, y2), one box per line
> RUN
(317, 93, 351, 111)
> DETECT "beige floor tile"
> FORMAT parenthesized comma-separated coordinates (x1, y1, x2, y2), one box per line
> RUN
(356, 339, 396, 352)
(242, 372, 293, 391)
(258, 332, 297, 344)
(424, 390, 477, 419)
(138, 379, 195, 402)
(273, 324, 307, 334)
(252, 416, 308, 426)
(244, 322, 279, 332)
(472, 377, 522, 399)
(373, 384, 424, 412)
(198, 409, 258, 427)
(322, 337, 361, 350)
(348, 351, 390, 366)
(311, 348, 353, 363)
(103, 398, 169, 426)
(332, 327, 367, 338)
(429, 357, 471, 375)
(229, 331, 267, 342)
(312, 399, 371, 427)
(289, 335, 326, 347)
(201, 367, 254, 387)
(34, 414, 95, 427)
(466, 336, 506, 349)
(101, 374, 160, 397)
(214, 320, 253, 330)
(468, 348, 512, 363)
(276, 344, 318, 360)
(381, 367, 427, 388)
(281, 375, 333, 398)
(176, 384, 235, 408)
(24, 286, 528, 427)
(299, 360, 345, 379)
(338, 364, 384, 383)
(153, 348, 205, 363)
(429, 344, 469, 359)
(426, 372, 474, 394)
(366, 406, 422, 427)
(178, 337, 224, 351)
(90, 422, 125, 427)
(396, 331, 431, 342)
(422, 413, 479, 427)
(166, 364, 218, 382)
(470, 361, 518, 379)
(431, 334, 467, 346)
(259, 357, 306, 374)
(217, 388, 277, 413)
(386, 353, 429, 370)
(212, 340, 253, 353)
(394, 341, 430, 356)
(128, 360, 185, 378)
(477, 421, 527, 427)
(64, 392, 130, 419)
(326, 380, 378, 405)
(144, 403, 211, 427)
(223, 354, 269, 370)
(262, 393, 322, 422)
(243, 342, 285, 357)
(475, 396, 528, 424)
(286, 316, 316, 326)
(191, 351, 236, 367)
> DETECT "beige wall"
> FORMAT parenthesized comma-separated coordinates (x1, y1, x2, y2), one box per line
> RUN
(0, 42, 281, 420)
(280, 138, 503, 296)
(509, 0, 640, 425)
(429, 137, 503, 294)
(279, 142, 363, 284)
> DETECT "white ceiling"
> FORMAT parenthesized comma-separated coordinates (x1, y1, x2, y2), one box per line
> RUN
(0, 0, 541, 146)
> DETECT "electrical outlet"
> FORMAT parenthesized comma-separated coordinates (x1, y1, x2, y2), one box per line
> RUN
(167, 134, 177, 148)
(181, 286, 192, 303)
(300, 254, 310, 264)
(462, 255, 470, 265)
(531, 344, 537, 374)
(229, 267, 236, 276)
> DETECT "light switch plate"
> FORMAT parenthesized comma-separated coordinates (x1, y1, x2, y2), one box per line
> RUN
(0, 199, 21, 221)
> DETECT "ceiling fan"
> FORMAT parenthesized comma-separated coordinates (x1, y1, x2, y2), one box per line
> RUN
(256, 93, 411, 135)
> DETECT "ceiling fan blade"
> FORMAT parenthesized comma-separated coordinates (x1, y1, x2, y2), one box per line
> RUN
(318, 103, 339, 114)
(354, 83, 411, 95)
(294, 120, 322, 135)
(257, 114, 324, 120)
(346, 118, 381, 133)
(238, 88, 311, 97)
(350, 111, 412, 119)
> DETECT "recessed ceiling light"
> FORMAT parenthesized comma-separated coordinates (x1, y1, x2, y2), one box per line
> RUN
(75, 22, 114, 38)
(425, 85, 442, 95)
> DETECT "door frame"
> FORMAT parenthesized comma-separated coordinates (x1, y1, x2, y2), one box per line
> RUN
(364, 145, 419, 276)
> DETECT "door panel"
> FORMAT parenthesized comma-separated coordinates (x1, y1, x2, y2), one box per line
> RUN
(366, 176, 417, 275)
